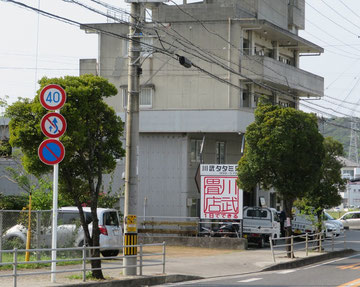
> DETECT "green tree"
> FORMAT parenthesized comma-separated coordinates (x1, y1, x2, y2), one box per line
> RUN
(295, 137, 346, 234)
(237, 100, 324, 256)
(6, 75, 125, 279)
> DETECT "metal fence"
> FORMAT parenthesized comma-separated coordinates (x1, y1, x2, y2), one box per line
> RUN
(0, 242, 166, 287)
(0, 210, 54, 262)
(270, 231, 347, 262)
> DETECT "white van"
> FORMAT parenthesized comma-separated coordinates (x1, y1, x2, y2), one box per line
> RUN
(4, 207, 123, 257)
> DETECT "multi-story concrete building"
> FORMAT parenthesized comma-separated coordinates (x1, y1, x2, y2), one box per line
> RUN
(80, 0, 324, 217)
(338, 157, 360, 208)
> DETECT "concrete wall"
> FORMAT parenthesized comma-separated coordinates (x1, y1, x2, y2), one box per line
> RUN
(139, 134, 188, 217)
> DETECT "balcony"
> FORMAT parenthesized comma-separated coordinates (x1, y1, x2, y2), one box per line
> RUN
(241, 56, 324, 98)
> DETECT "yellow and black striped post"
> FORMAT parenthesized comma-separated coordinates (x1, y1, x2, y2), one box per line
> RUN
(124, 233, 138, 256)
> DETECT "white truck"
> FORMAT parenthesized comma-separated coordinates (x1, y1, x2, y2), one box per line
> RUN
(242, 206, 281, 248)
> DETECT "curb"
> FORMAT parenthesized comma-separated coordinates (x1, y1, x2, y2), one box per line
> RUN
(262, 249, 356, 271)
(53, 274, 203, 287)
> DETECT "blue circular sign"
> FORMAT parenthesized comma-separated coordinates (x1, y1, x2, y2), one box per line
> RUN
(38, 139, 65, 165)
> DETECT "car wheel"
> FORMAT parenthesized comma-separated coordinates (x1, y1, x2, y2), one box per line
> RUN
(258, 236, 265, 248)
(101, 250, 119, 257)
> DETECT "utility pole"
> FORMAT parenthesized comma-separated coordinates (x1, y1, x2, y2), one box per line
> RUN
(349, 120, 359, 165)
(123, 1, 141, 276)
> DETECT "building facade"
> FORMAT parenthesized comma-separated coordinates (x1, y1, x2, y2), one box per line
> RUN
(339, 157, 360, 208)
(80, 0, 324, 217)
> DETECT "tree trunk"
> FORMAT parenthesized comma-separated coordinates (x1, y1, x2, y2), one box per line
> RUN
(315, 210, 323, 251)
(284, 200, 294, 258)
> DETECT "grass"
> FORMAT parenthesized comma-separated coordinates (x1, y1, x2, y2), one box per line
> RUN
(0, 252, 83, 270)
(327, 211, 345, 219)
(327, 209, 359, 219)
(66, 271, 113, 281)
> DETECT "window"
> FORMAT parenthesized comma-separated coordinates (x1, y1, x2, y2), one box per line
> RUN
(246, 209, 268, 218)
(216, 141, 225, 164)
(122, 86, 153, 108)
(103, 212, 119, 226)
(242, 84, 251, 108)
(141, 37, 154, 58)
(190, 139, 202, 162)
(123, 37, 154, 58)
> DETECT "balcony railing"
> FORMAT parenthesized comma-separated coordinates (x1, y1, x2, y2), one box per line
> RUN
(241, 55, 324, 98)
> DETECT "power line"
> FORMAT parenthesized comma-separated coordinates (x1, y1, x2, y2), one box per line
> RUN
(305, 19, 360, 56)
(320, 0, 360, 32)
(307, 2, 360, 38)
(338, 0, 360, 22)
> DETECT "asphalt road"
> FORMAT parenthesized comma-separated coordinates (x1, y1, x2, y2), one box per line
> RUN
(161, 253, 360, 287)
(158, 230, 360, 287)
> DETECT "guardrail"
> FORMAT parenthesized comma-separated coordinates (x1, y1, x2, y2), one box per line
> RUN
(0, 242, 166, 287)
(270, 231, 347, 262)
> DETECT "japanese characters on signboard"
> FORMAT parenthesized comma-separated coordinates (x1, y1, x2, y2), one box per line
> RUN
(200, 164, 243, 220)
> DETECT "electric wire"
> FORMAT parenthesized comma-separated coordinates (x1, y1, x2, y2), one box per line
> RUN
(307, 2, 360, 38)
(320, 0, 360, 32)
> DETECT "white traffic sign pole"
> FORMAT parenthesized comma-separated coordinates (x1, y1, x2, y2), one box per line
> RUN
(51, 109, 60, 283)
(39, 85, 66, 283)
(51, 161, 58, 283)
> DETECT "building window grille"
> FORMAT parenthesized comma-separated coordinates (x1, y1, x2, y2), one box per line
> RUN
(190, 139, 202, 163)
(216, 141, 225, 164)
(122, 86, 153, 108)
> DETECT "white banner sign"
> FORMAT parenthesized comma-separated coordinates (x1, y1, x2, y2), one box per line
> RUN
(200, 164, 243, 220)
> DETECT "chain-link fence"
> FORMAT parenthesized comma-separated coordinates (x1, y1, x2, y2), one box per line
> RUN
(0, 209, 89, 262)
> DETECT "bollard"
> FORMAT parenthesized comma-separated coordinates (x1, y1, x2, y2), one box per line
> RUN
(291, 235, 294, 259)
(162, 241, 166, 274)
(344, 230, 347, 249)
(332, 233, 335, 252)
(269, 236, 275, 263)
(139, 244, 143, 276)
(319, 234, 322, 253)
(306, 233, 308, 257)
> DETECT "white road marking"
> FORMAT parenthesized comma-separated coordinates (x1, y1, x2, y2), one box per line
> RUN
(303, 253, 360, 270)
(238, 278, 262, 283)
(276, 269, 297, 274)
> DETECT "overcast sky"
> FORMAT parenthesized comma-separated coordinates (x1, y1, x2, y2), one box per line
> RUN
(1, 0, 360, 119)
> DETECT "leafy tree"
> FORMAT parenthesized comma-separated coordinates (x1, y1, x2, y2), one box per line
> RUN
(295, 137, 346, 234)
(0, 194, 28, 210)
(0, 139, 12, 157)
(6, 75, 125, 279)
(238, 100, 324, 256)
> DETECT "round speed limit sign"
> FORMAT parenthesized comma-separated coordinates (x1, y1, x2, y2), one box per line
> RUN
(39, 84, 66, 110)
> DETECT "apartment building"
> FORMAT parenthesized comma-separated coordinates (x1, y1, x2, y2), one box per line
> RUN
(80, 0, 324, 217)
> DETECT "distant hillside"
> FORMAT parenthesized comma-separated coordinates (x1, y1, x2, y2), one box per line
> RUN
(319, 117, 353, 157)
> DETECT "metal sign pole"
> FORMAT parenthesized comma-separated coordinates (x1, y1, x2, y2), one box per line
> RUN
(51, 162, 58, 283)
(39, 86, 66, 283)
(50, 109, 60, 283)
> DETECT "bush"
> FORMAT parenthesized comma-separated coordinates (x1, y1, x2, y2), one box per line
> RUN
(0, 194, 27, 210)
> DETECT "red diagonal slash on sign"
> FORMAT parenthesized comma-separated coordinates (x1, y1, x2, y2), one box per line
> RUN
(40, 112, 66, 138)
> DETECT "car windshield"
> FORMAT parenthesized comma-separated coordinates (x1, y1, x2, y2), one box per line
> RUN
(324, 212, 334, 220)
(103, 212, 119, 226)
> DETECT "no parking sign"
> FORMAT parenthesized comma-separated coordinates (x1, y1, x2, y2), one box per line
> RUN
(38, 139, 65, 165)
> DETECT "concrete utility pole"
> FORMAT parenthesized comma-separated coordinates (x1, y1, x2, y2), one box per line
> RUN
(123, 2, 141, 276)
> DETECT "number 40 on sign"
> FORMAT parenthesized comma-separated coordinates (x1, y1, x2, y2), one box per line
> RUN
(39, 84, 66, 111)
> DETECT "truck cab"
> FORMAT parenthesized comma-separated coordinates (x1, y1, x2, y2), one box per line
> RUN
(242, 206, 281, 248)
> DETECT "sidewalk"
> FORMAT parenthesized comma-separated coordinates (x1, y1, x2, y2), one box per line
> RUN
(0, 246, 355, 287)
